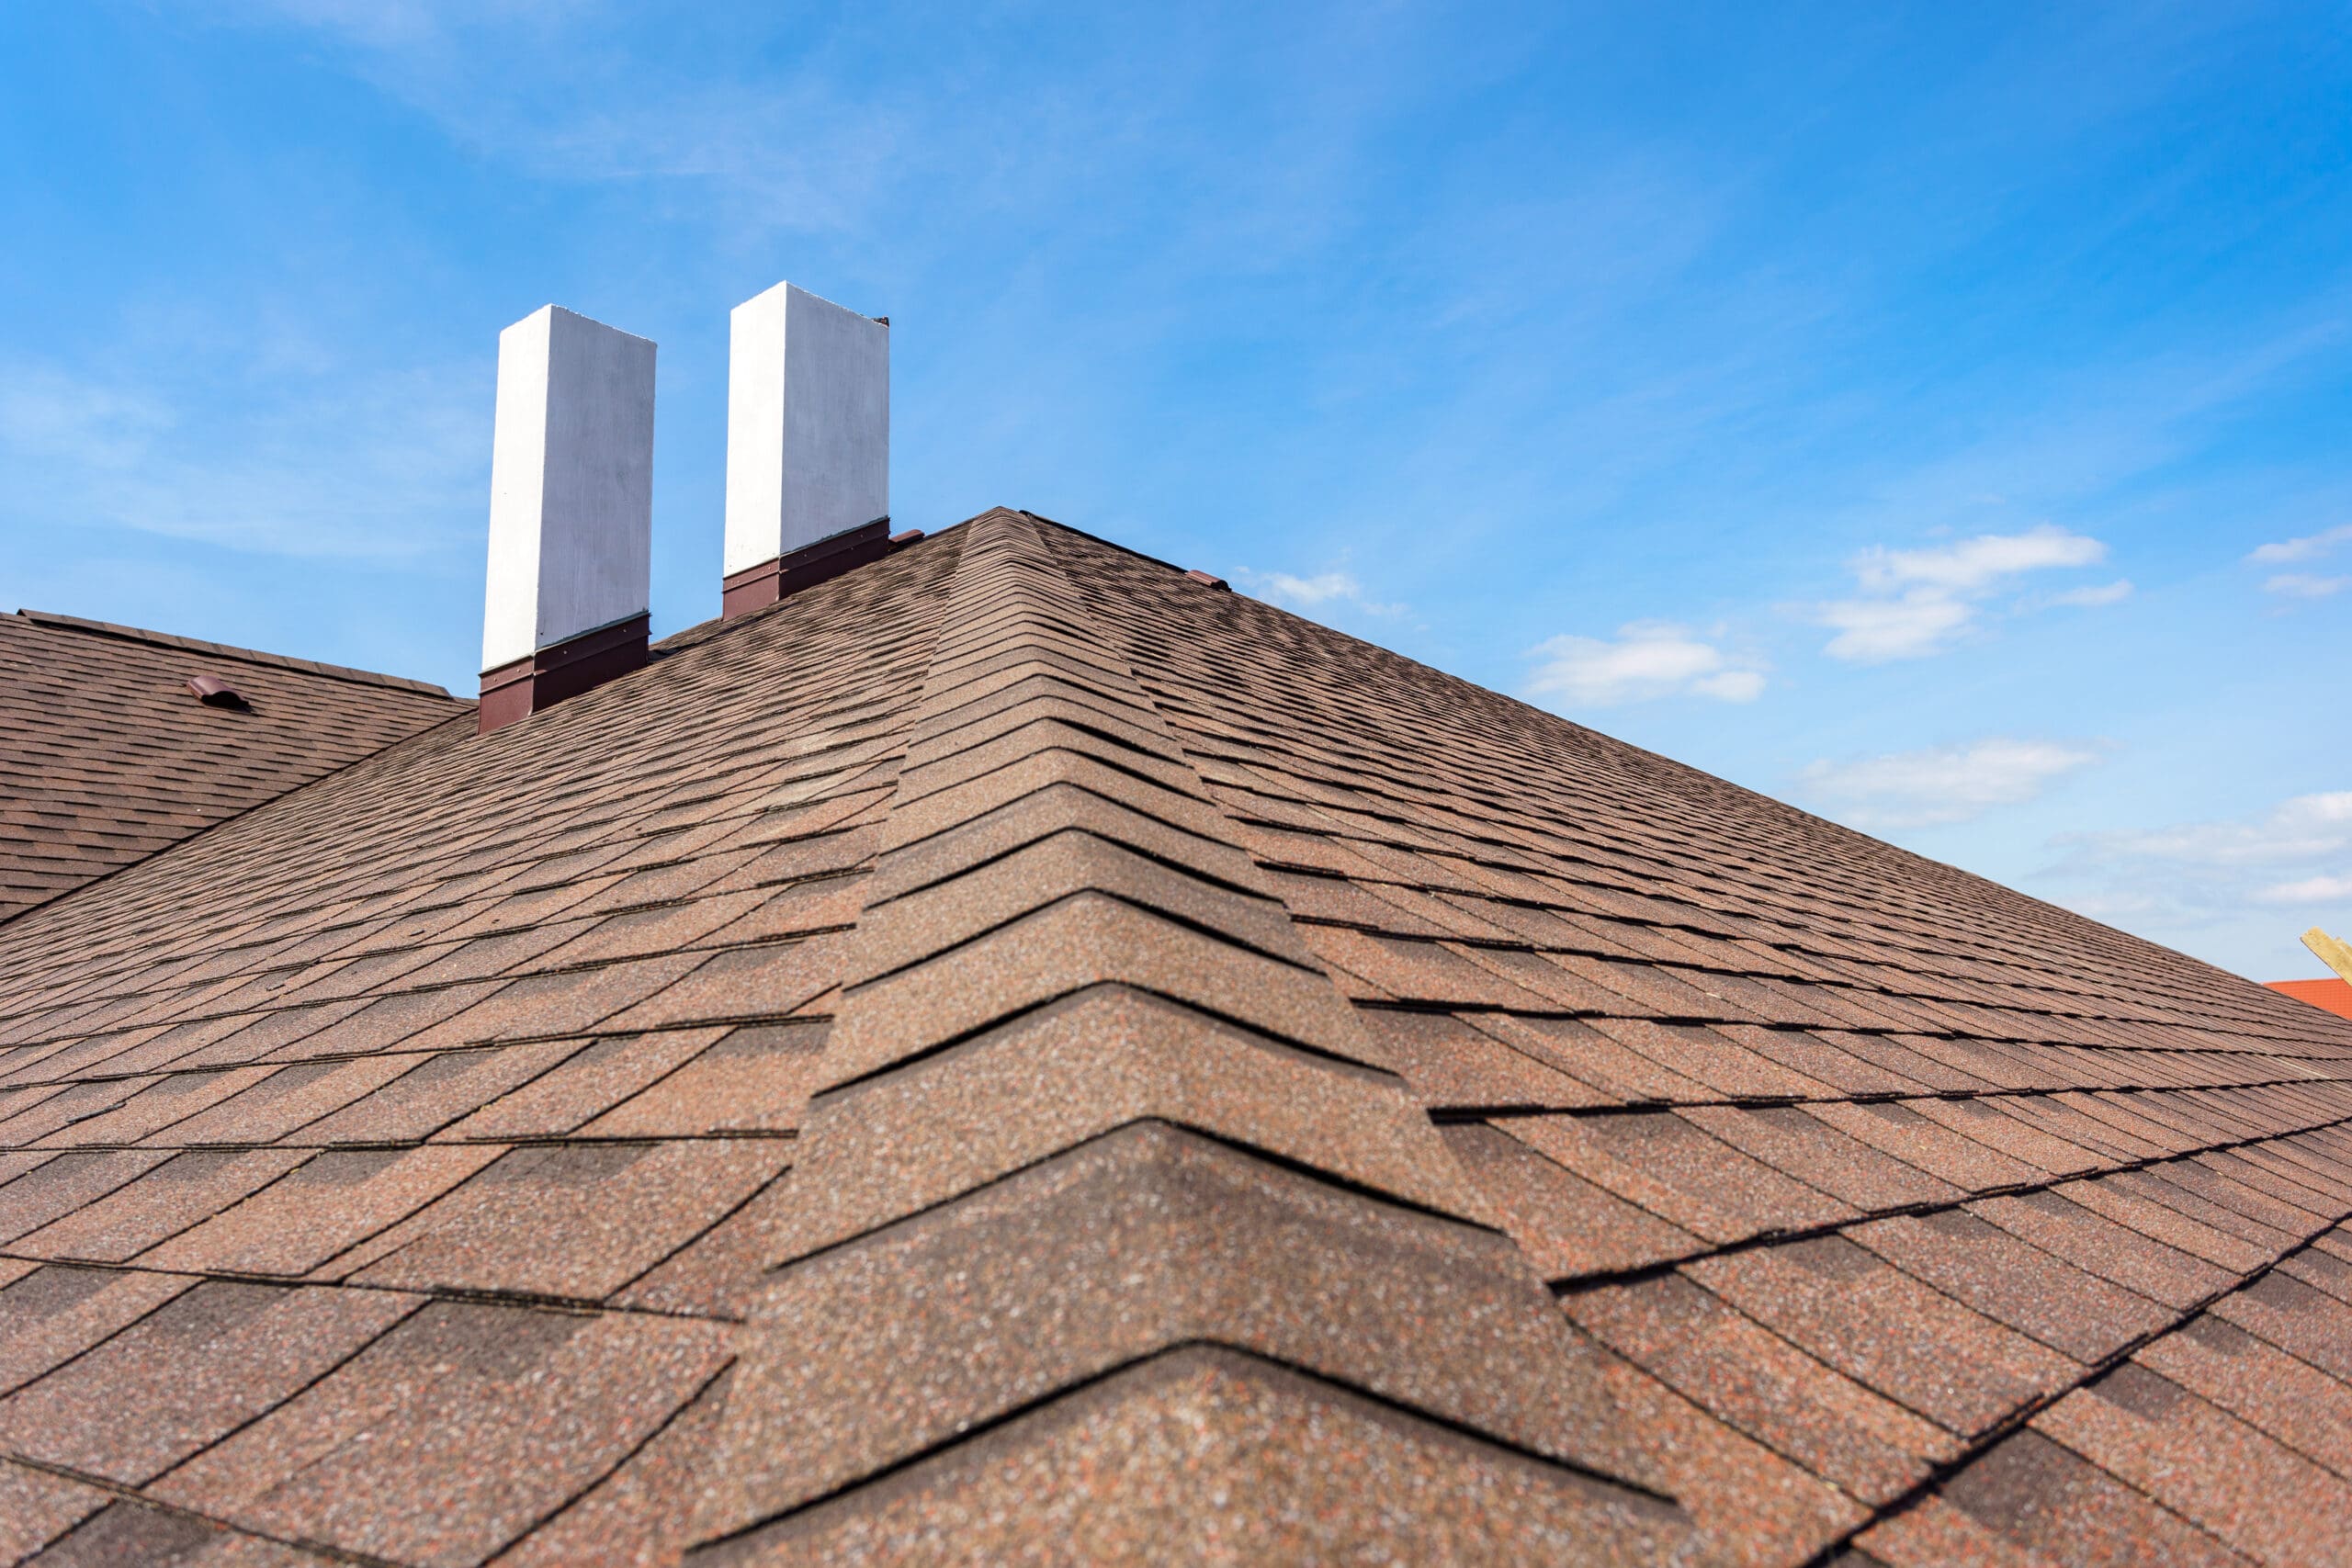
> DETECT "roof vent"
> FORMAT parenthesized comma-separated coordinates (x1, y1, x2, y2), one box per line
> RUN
(478, 305, 657, 735)
(721, 282, 890, 616)
(186, 673, 247, 708)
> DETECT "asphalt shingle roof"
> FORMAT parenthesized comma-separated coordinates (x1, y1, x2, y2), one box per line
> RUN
(0, 508, 2346, 1564)
(0, 610, 466, 922)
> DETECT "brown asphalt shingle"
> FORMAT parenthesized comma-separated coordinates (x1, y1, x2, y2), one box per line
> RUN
(0, 610, 466, 922)
(0, 508, 2346, 1562)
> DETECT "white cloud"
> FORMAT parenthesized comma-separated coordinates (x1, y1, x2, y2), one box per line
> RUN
(1525, 622, 1765, 707)
(0, 355, 483, 559)
(1850, 525, 2107, 594)
(2262, 572, 2350, 600)
(2247, 523, 2352, 565)
(2076, 791, 2352, 868)
(1813, 525, 2113, 662)
(1238, 568, 1406, 617)
(1800, 738, 2103, 828)
(1815, 591, 1974, 661)
(2045, 790, 2352, 956)
(2052, 578, 2133, 607)
(2255, 874, 2352, 905)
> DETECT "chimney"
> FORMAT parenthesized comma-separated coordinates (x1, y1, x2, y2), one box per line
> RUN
(478, 306, 657, 735)
(721, 282, 890, 616)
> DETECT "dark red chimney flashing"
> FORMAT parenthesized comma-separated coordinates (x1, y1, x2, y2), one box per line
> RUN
(722, 518, 898, 618)
(477, 612, 650, 736)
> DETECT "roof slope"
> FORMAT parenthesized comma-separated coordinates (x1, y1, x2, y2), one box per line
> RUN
(0, 611, 467, 921)
(0, 510, 2344, 1564)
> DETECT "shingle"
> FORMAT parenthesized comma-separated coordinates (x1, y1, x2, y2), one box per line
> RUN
(724, 1347, 1692, 1568)
(0, 1280, 421, 1483)
(710, 1122, 1656, 1532)
(2139, 1314, 2352, 1478)
(1506, 1111, 1857, 1245)
(1849, 1210, 2171, 1362)
(2060, 1172, 2276, 1273)
(492, 1369, 739, 1568)
(439, 1029, 729, 1139)
(151, 1303, 730, 1568)
(142, 1145, 504, 1276)
(597, 937, 846, 1031)
(345, 1138, 791, 1300)
(1568, 1272, 1956, 1503)
(1969, 1187, 2235, 1309)
(1861, 1429, 2242, 1568)
(0, 1265, 197, 1396)
(294, 1041, 585, 1142)
(0, 1075, 164, 1145)
(23, 1500, 327, 1567)
(146, 1055, 417, 1144)
(1682, 1104, 1963, 1212)
(11, 1147, 310, 1261)
(1441, 1122, 1702, 1279)
(0, 1148, 172, 1243)
(1471, 1012, 1713, 1102)
(396, 955, 707, 1050)
(1690, 1235, 2080, 1436)
(0, 1457, 109, 1563)
(1356, 1008, 1614, 1110)
(1590, 1354, 1865, 1567)
(2209, 1272, 2352, 1382)
(2035, 1363, 2352, 1565)
(1802, 1100, 2047, 1192)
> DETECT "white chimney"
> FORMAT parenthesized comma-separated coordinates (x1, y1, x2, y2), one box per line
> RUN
(478, 305, 657, 733)
(721, 282, 889, 615)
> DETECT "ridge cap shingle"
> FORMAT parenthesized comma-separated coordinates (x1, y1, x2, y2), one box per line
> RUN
(13, 609, 458, 698)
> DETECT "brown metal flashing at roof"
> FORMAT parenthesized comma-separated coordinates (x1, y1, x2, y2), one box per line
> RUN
(721, 518, 894, 618)
(0, 509, 2347, 1563)
(476, 611, 651, 735)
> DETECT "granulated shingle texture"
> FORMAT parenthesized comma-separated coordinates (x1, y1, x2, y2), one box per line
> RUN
(0, 610, 467, 922)
(0, 510, 2346, 1565)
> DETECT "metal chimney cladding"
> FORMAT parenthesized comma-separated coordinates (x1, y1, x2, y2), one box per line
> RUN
(477, 305, 657, 735)
(720, 283, 891, 616)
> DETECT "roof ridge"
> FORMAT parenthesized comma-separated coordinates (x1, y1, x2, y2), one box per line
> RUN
(13, 609, 459, 698)
(682, 507, 1692, 1558)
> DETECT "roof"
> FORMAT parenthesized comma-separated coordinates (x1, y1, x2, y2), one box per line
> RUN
(0, 610, 468, 922)
(2266, 977, 2352, 1021)
(0, 507, 2346, 1565)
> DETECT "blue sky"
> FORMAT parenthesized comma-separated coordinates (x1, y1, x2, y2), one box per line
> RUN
(3, 2, 2347, 981)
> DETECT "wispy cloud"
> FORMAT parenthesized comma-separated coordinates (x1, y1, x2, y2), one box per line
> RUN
(1812, 525, 2112, 661)
(2049, 790, 2352, 938)
(1849, 526, 2108, 593)
(2051, 578, 2133, 607)
(1239, 569, 1405, 616)
(2262, 572, 2350, 600)
(1525, 622, 1764, 707)
(2247, 523, 2352, 565)
(0, 354, 484, 560)
(1800, 737, 2103, 828)
(2255, 874, 2352, 905)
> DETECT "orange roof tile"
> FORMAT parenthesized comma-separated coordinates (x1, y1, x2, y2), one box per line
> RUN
(2267, 976, 2352, 1021)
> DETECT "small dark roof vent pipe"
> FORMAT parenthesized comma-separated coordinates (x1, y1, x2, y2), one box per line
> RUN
(187, 673, 247, 707)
